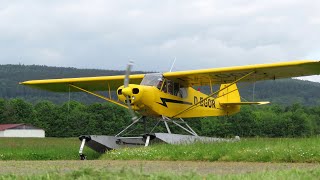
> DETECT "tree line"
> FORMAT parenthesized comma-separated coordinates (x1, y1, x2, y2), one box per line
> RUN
(0, 98, 319, 138)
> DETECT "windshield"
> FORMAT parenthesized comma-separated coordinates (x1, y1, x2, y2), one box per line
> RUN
(140, 73, 163, 86)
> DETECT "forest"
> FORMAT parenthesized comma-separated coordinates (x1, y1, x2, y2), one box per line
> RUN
(0, 98, 319, 138)
(0, 64, 319, 138)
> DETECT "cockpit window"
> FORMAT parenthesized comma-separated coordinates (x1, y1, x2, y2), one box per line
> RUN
(140, 73, 184, 97)
(140, 73, 163, 86)
(165, 80, 182, 96)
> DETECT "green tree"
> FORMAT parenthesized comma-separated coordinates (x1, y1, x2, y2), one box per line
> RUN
(1, 98, 36, 124)
(34, 101, 59, 136)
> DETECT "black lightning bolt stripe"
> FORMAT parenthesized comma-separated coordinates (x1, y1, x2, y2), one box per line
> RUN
(157, 97, 192, 107)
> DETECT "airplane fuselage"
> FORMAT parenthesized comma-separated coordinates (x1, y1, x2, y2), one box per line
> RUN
(117, 80, 241, 118)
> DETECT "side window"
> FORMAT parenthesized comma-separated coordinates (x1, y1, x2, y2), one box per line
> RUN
(177, 88, 187, 98)
(163, 80, 182, 97)
(173, 82, 180, 96)
(157, 79, 163, 90)
(164, 80, 175, 95)
(159, 79, 183, 97)
(158, 80, 168, 93)
(167, 81, 173, 95)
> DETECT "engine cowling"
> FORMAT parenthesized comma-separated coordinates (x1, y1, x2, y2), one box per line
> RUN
(117, 84, 144, 110)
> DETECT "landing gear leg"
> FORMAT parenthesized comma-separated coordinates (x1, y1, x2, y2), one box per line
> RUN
(144, 135, 150, 146)
(79, 138, 87, 160)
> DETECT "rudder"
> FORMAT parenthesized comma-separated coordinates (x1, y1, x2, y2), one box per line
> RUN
(217, 83, 241, 115)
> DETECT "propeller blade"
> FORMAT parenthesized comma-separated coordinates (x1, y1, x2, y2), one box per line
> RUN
(126, 96, 138, 121)
(124, 60, 138, 121)
(124, 61, 133, 88)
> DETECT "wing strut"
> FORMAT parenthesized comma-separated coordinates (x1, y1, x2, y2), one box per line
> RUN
(172, 71, 255, 118)
(68, 85, 71, 112)
(69, 84, 128, 109)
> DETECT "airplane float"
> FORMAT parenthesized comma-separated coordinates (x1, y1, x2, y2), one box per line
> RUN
(21, 60, 320, 159)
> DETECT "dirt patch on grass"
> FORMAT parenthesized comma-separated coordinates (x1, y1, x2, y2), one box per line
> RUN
(0, 160, 319, 175)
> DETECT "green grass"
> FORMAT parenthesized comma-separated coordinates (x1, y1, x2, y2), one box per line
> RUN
(1, 137, 320, 162)
(0, 137, 100, 160)
(101, 137, 320, 163)
(0, 167, 319, 180)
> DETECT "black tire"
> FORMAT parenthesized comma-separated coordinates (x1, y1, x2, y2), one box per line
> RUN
(80, 154, 87, 160)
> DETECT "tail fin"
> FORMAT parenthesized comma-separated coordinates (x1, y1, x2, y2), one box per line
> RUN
(217, 83, 241, 115)
(217, 83, 270, 115)
(217, 83, 240, 103)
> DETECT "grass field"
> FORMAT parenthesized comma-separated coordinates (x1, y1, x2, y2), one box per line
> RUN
(1, 137, 320, 179)
(1, 137, 320, 163)
(0, 137, 100, 160)
(0, 167, 319, 179)
(101, 137, 320, 163)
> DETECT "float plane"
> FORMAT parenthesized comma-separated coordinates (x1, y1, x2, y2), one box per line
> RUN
(21, 60, 320, 159)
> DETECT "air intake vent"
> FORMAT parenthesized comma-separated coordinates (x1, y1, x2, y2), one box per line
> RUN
(132, 88, 139, 94)
(117, 89, 122, 95)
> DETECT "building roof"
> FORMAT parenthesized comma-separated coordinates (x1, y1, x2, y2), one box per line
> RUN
(0, 124, 26, 131)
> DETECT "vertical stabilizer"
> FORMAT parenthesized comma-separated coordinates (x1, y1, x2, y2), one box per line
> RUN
(217, 83, 241, 115)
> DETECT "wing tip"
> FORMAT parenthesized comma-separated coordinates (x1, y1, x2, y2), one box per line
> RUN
(258, 101, 270, 105)
(19, 81, 32, 85)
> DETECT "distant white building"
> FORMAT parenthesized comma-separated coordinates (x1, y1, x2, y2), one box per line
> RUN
(0, 124, 45, 138)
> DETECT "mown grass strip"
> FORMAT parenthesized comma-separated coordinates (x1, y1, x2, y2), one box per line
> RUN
(101, 137, 320, 163)
(0, 137, 100, 160)
(0, 167, 319, 180)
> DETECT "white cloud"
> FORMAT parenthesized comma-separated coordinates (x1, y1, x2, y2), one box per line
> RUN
(0, 0, 319, 82)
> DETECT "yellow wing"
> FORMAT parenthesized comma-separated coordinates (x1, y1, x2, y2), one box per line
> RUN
(20, 60, 320, 92)
(20, 74, 145, 92)
(164, 60, 320, 86)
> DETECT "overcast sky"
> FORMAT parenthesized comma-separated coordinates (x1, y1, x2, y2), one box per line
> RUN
(0, 0, 319, 82)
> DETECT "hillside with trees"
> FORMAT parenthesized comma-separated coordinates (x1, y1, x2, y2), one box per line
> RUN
(0, 64, 145, 104)
(1, 64, 319, 106)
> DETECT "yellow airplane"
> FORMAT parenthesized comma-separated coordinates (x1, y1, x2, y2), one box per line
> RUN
(20, 60, 320, 158)
(21, 60, 320, 118)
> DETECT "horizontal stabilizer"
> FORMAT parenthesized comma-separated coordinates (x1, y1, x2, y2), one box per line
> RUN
(220, 101, 270, 106)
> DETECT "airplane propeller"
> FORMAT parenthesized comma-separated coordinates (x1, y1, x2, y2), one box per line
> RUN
(123, 61, 139, 121)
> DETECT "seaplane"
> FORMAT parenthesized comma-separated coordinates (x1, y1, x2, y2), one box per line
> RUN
(21, 60, 320, 159)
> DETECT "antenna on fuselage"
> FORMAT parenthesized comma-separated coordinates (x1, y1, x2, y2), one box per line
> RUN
(169, 57, 176, 72)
